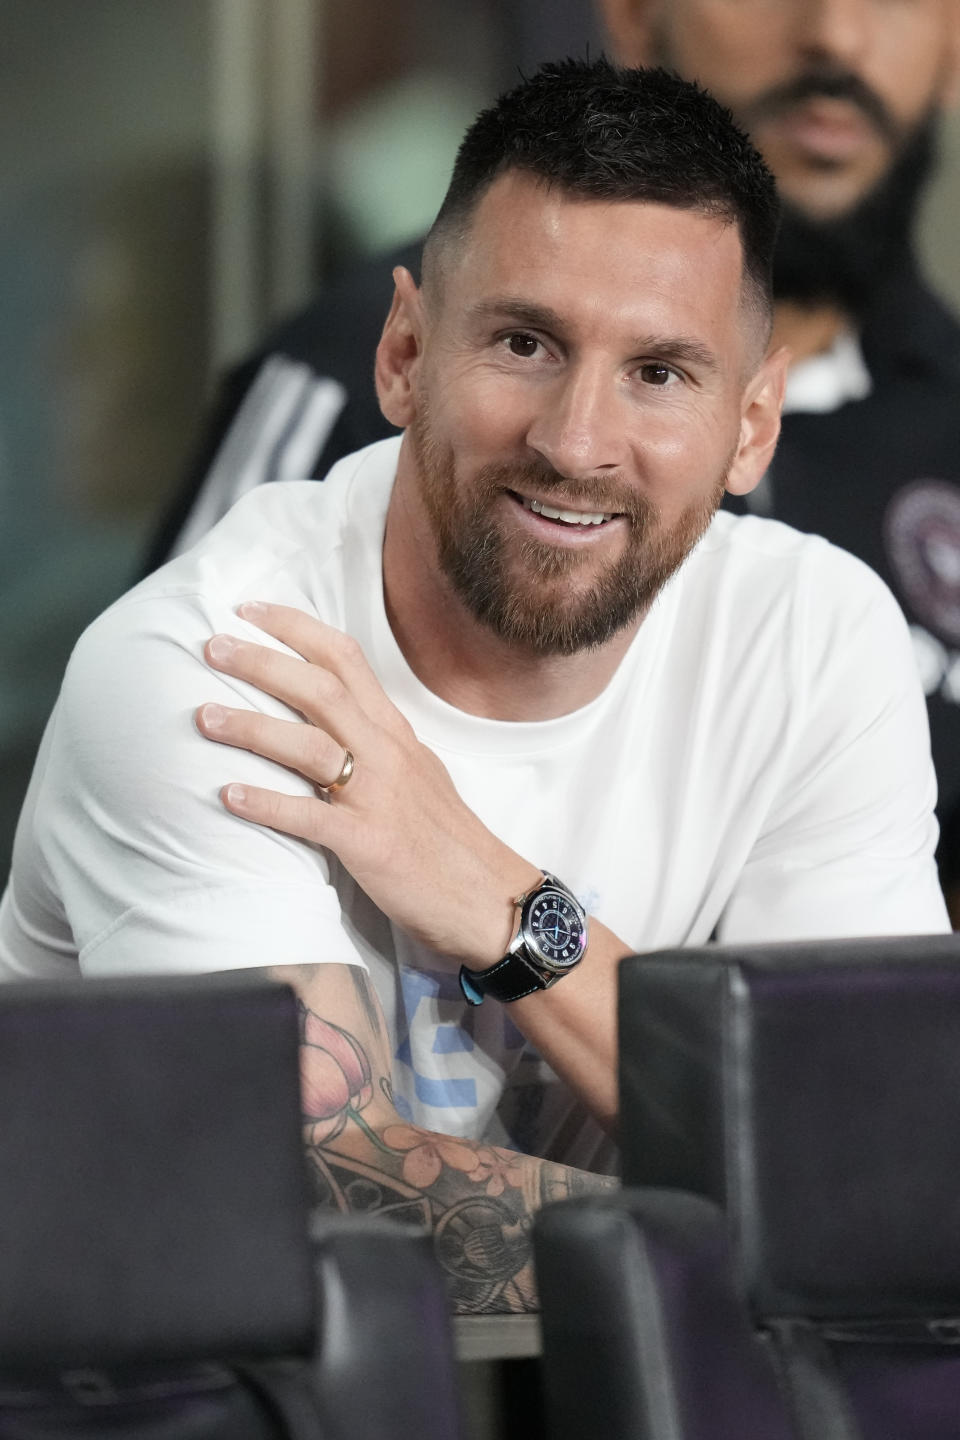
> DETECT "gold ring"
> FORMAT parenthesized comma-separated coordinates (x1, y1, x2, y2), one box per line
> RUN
(323, 748, 355, 793)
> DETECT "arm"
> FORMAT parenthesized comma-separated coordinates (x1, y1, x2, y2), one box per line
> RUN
(197, 602, 631, 1130)
(273, 960, 616, 1314)
(18, 597, 614, 1315)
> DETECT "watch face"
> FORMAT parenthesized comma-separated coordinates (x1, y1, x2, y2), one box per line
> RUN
(525, 888, 587, 972)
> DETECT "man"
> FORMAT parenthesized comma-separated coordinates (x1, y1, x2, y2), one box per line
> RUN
(0, 61, 948, 1314)
(145, 0, 960, 910)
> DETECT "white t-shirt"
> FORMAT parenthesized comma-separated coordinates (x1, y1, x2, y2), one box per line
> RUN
(0, 437, 948, 1172)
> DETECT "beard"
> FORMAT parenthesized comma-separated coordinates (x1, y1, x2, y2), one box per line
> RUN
(409, 406, 726, 657)
(772, 114, 936, 317)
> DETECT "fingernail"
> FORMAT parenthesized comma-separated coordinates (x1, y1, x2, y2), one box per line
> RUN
(207, 634, 237, 662)
(199, 703, 227, 729)
(238, 601, 267, 621)
(224, 783, 247, 805)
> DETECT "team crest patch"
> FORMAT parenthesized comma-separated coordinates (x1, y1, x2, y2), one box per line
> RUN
(885, 481, 960, 647)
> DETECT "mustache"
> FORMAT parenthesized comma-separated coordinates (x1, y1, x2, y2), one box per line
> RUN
(742, 67, 901, 148)
(474, 459, 658, 526)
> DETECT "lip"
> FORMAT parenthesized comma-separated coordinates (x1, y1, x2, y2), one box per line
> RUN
(506, 490, 625, 545)
(763, 97, 880, 165)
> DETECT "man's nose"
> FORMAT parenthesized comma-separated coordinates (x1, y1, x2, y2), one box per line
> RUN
(793, 0, 872, 69)
(525, 364, 627, 479)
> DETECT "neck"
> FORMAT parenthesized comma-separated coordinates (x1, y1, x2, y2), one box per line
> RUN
(772, 299, 851, 367)
(381, 458, 641, 723)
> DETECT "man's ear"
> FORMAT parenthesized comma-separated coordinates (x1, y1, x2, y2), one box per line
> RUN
(375, 267, 425, 428)
(597, 0, 661, 66)
(725, 346, 790, 497)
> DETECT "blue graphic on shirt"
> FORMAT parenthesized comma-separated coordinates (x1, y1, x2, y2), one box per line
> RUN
(397, 966, 464, 1027)
(395, 1036, 478, 1107)
(433, 1025, 474, 1054)
(395, 967, 478, 1110)
(393, 964, 533, 1113)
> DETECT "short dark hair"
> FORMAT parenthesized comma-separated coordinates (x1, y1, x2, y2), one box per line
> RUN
(425, 57, 780, 328)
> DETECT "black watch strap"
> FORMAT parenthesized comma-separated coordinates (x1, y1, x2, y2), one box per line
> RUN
(459, 949, 556, 1006)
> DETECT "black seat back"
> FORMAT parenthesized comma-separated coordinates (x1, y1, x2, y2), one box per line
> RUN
(537, 937, 960, 1440)
(619, 935, 960, 1324)
(0, 972, 314, 1375)
(0, 973, 465, 1439)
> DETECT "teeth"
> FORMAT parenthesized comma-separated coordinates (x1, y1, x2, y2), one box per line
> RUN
(523, 496, 612, 526)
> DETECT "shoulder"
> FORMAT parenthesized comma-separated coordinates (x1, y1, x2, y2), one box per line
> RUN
(695, 510, 896, 608)
(685, 512, 915, 693)
(70, 437, 400, 707)
(136, 437, 396, 605)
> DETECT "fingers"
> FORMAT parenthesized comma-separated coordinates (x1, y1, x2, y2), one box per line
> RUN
(235, 601, 412, 738)
(196, 702, 351, 792)
(219, 779, 374, 871)
(205, 632, 371, 748)
(221, 781, 344, 844)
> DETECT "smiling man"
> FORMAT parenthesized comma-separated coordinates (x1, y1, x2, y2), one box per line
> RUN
(0, 60, 948, 1313)
(150, 1, 960, 919)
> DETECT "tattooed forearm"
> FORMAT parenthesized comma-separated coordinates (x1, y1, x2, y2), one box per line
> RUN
(307, 1124, 615, 1314)
(294, 985, 616, 1314)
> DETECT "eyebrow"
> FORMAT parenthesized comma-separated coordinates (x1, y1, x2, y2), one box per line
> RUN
(467, 296, 721, 372)
(633, 337, 720, 372)
(468, 297, 565, 332)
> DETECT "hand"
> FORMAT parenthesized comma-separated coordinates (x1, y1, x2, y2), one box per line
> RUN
(196, 601, 539, 965)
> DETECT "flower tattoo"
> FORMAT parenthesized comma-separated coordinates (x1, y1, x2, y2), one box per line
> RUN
(299, 1008, 374, 1144)
(384, 1124, 526, 1197)
(298, 1003, 526, 1196)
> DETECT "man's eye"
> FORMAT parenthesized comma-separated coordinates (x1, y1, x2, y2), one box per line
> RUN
(639, 363, 675, 386)
(505, 332, 540, 358)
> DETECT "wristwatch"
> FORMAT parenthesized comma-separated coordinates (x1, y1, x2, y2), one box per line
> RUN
(459, 872, 588, 1005)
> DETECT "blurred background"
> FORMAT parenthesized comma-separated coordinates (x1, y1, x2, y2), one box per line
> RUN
(2, 0, 960, 877)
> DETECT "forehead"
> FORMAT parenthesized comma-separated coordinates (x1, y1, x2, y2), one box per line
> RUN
(437, 171, 752, 357)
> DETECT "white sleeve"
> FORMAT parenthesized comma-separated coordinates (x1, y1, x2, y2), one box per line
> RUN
(30, 588, 368, 977)
(718, 555, 949, 942)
